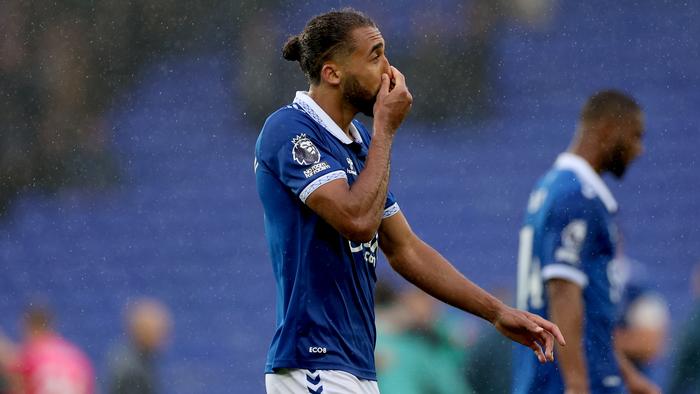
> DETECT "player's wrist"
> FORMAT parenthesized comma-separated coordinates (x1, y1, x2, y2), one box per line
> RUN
(486, 299, 509, 324)
(372, 124, 398, 139)
(368, 128, 395, 153)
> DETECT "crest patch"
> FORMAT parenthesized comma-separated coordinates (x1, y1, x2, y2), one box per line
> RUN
(292, 134, 321, 165)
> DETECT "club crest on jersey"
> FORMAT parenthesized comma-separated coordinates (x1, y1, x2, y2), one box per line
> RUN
(292, 134, 321, 165)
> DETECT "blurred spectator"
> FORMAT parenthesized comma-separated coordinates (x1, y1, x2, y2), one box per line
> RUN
(375, 283, 472, 394)
(666, 263, 700, 394)
(0, 303, 95, 394)
(107, 298, 172, 394)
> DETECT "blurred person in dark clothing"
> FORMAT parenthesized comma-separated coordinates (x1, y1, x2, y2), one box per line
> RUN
(107, 298, 172, 394)
(0, 303, 95, 394)
(465, 287, 514, 393)
(666, 263, 700, 394)
(613, 254, 669, 380)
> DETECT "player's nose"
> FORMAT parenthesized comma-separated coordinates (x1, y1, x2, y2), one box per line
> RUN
(382, 58, 391, 75)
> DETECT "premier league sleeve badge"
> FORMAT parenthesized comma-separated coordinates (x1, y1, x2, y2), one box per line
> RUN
(292, 134, 321, 165)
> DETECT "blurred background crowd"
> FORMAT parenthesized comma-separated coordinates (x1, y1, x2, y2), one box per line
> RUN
(1, 0, 698, 393)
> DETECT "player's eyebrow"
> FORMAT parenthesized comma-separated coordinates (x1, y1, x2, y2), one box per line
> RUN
(368, 42, 384, 57)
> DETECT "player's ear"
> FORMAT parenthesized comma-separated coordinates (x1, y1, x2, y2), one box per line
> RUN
(320, 62, 342, 87)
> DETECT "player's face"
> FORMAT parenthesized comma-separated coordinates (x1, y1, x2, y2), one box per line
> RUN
(608, 111, 645, 178)
(340, 26, 390, 117)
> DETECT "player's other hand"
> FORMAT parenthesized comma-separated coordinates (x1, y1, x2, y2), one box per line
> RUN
(493, 306, 565, 363)
(373, 66, 412, 134)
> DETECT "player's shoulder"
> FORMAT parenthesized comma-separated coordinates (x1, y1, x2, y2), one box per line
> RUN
(256, 104, 322, 155)
(529, 168, 592, 220)
(541, 168, 589, 205)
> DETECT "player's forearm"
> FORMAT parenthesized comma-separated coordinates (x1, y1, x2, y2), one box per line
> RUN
(617, 349, 641, 386)
(387, 237, 505, 323)
(345, 131, 393, 234)
(548, 281, 589, 392)
(616, 348, 661, 394)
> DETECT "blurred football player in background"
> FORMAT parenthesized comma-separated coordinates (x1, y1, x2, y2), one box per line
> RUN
(514, 90, 657, 394)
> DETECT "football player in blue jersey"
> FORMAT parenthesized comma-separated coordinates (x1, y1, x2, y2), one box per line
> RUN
(255, 8, 564, 394)
(513, 90, 652, 394)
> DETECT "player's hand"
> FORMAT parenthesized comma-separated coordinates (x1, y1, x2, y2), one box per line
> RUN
(373, 66, 412, 135)
(492, 306, 566, 363)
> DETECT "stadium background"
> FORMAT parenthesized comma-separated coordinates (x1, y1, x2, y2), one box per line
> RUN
(1, 0, 698, 392)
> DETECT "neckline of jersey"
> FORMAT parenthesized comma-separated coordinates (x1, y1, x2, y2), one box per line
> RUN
(293, 91, 363, 145)
(554, 152, 618, 213)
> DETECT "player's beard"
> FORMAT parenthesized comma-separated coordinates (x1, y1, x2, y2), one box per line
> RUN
(607, 144, 629, 179)
(342, 74, 377, 117)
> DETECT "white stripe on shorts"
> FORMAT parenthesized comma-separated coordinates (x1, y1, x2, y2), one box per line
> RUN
(265, 369, 379, 394)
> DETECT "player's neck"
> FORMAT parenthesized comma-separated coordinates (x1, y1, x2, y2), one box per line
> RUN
(569, 143, 604, 174)
(308, 86, 355, 137)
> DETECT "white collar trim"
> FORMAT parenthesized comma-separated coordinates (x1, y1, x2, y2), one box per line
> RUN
(293, 91, 363, 145)
(554, 152, 618, 213)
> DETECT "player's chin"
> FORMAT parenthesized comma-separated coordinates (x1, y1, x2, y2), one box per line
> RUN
(610, 163, 628, 179)
(360, 97, 377, 117)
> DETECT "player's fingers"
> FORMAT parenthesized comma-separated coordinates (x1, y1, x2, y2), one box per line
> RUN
(377, 73, 390, 98)
(529, 313, 566, 346)
(541, 330, 554, 362)
(529, 341, 545, 363)
(389, 66, 406, 88)
(523, 318, 554, 361)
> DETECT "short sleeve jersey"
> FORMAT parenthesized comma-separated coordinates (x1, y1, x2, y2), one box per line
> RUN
(255, 91, 399, 380)
(513, 153, 625, 394)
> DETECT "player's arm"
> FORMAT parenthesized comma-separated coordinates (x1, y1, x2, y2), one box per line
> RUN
(547, 278, 590, 394)
(616, 345, 661, 394)
(306, 66, 411, 242)
(378, 212, 564, 362)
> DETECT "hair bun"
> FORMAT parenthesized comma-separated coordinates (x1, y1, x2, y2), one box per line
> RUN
(282, 35, 302, 62)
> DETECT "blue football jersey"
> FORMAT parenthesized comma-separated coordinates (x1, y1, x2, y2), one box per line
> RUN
(513, 153, 625, 394)
(255, 92, 399, 380)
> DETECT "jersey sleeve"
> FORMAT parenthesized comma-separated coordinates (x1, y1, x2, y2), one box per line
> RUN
(540, 191, 598, 288)
(383, 190, 400, 219)
(257, 112, 347, 203)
